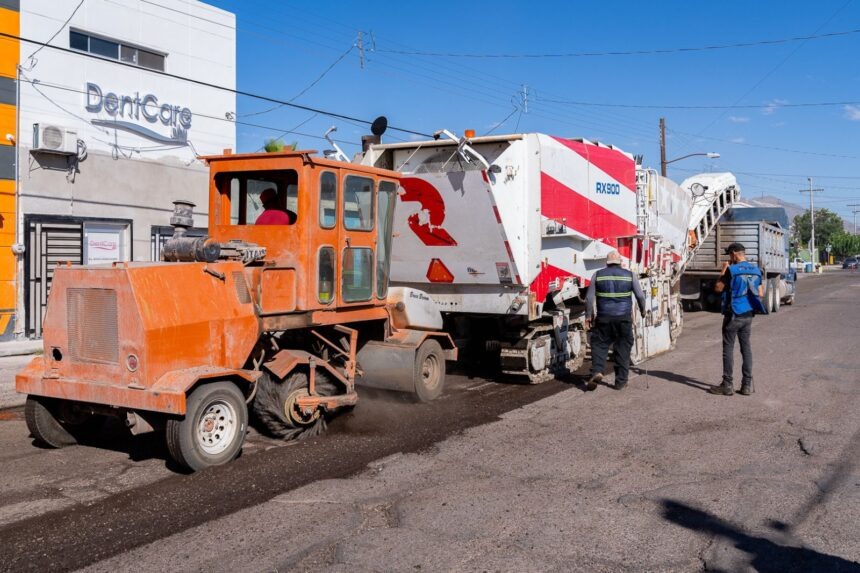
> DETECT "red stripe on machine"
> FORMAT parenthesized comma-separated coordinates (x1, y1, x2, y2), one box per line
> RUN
(550, 137, 636, 192)
(541, 172, 637, 243)
(529, 263, 586, 303)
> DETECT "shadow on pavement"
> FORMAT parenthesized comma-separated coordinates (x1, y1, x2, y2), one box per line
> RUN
(661, 499, 860, 573)
(636, 369, 715, 393)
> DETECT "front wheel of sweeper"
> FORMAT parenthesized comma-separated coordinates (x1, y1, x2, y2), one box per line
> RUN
(166, 381, 247, 472)
(413, 339, 446, 402)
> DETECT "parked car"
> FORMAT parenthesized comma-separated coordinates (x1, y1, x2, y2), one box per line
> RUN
(791, 257, 807, 271)
(843, 256, 859, 270)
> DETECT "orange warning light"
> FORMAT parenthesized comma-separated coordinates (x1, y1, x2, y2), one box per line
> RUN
(426, 258, 455, 282)
(464, 129, 476, 139)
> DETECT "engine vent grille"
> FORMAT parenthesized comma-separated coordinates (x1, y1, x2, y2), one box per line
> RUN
(67, 288, 119, 363)
(233, 271, 252, 304)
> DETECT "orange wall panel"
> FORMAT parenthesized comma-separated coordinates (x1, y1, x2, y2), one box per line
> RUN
(0, 8, 19, 79)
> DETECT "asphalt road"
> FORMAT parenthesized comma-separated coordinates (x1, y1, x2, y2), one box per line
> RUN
(0, 348, 573, 571)
(0, 271, 858, 572)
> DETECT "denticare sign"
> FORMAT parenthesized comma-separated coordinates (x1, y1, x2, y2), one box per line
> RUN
(84, 82, 193, 145)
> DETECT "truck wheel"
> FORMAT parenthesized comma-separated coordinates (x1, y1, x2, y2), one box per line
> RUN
(166, 381, 247, 472)
(771, 279, 781, 313)
(25, 396, 103, 448)
(413, 339, 446, 402)
(252, 371, 338, 440)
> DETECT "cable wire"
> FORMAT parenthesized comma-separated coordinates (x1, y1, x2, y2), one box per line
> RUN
(0, 31, 433, 138)
(240, 44, 355, 118)
(373, 27, 860, 58)
(24, 0, 85, 64)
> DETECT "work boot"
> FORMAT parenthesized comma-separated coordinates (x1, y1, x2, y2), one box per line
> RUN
(739, 381, 753, 396)
(708, 381, 734, 396)
(615, 381, 627, 391)
(585, 372, 602, 391)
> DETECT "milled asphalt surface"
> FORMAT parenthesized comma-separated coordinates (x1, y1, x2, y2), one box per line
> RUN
(0, 271, 858, 572)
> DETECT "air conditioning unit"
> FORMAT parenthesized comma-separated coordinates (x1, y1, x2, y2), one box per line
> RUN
(32, 123, 78, 155)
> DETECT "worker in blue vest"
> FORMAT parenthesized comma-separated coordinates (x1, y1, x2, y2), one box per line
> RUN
(710, 242, 767, 396)
(584, 250, 647, 391)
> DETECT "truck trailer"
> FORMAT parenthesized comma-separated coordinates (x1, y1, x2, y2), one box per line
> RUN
(680, 202, 796, 312)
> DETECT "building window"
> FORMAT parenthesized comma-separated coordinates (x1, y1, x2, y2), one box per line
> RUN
(70, 30, 166, 72)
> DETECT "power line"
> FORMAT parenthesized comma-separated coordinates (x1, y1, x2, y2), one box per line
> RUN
(676, 0, 854, 156)
(240, 44, 355, 118)
(24, 0, 85, 64)
(536, 97, 860, 110)
(668, 127, 860, 160)
(0, 31, 433, 138)
(373, 27, 860, 58)
(16, 77, 362, 148)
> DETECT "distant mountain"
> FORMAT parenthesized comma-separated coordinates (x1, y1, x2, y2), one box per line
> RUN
(736, 195, 849, 231)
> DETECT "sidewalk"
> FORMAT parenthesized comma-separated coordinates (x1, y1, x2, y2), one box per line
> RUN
(0, 339, 41, 358)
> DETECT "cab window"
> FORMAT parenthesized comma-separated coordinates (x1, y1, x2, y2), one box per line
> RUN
(319, 172, 337, 228)
(343, 175, 374, 231)
(215, 169, 299, 225)
(342, 247, 373, 302)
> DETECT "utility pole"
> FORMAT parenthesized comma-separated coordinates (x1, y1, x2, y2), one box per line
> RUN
(659, 117, 667, 177)
(521, 84, 529, 114)
(357, 31, 364, 69)
(800, 178, 824, 264)
(849, 204, 860, 235)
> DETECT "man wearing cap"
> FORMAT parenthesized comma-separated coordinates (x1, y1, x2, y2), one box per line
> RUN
(584, 250, 647, 391)
(255, 187, 296, 225)
(710, 242, 766, 396)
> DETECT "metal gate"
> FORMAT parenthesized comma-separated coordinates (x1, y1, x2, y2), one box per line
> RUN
(25, 219, 83, 338)
(24, 215, 133, 339)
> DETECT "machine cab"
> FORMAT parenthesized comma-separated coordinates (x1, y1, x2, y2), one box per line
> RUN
(204, 150, 400, 314)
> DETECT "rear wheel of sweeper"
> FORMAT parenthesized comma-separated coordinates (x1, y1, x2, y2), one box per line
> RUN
(413, 339, 446, 402)
(25, 396, 103, 448)
(252, 370, 338, 440)
(166, 381, 247, 472)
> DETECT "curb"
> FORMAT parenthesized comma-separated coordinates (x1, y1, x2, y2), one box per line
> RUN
(0, 341, 42, 358)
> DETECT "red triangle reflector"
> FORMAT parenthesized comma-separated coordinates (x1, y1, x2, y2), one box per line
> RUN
(426, 258, 454, 282)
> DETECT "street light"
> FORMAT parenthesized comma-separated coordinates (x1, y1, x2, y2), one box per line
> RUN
(661, 152, 720, 177)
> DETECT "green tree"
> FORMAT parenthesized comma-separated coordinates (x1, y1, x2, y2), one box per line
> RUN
(830, 232, 860, 257)
(792, 208, 845, 250)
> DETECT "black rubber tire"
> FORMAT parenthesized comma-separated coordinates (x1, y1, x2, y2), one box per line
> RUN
(166, 381, 248, 472)
(25, 396, 79, 448)
(771, 278, 781, 313)
(413, 339, 446, 402)
(252, 370, 338, 440)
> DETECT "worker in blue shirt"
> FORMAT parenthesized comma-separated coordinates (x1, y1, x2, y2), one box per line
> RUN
(584, 251, 647, 391)
(710, 242, 766, 396)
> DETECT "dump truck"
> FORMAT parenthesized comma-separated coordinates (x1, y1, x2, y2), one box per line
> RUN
(361, 132, 740, 378)
(680, 203, 795, 312)
(16, 150, 456, 471)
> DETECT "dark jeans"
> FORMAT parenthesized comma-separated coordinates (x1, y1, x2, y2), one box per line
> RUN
(722, 314, 753, 386)
(590, 319, 634, 385)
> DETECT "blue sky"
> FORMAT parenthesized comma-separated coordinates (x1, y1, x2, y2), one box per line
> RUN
(209, 0, 860, 221)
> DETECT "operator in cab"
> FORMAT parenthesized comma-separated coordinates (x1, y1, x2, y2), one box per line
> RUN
(255, 187, 296, 225)
(584, 250, 647, 392)
(710, 242, 766, 397)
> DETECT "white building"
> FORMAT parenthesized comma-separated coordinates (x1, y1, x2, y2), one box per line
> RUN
(0, 0, 236, 338)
